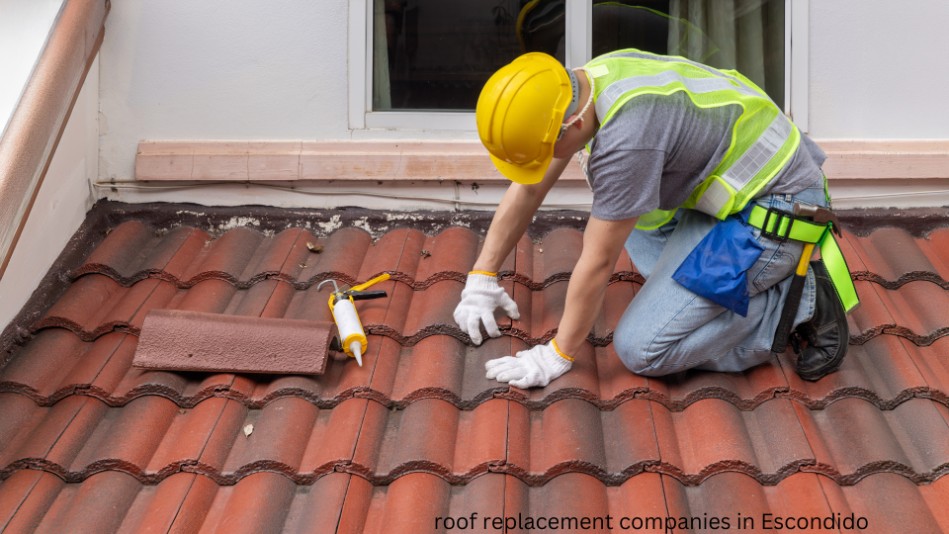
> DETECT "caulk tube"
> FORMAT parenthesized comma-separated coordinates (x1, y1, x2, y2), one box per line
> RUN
(331, 297, 367, 366)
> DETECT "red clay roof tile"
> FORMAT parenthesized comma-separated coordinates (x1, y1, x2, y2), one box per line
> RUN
(1, 205, 948, 531)
(411, 227, 480, 284)
(0, 393, 48, 466)
(655, 398, 813, 485)
(145, 397, 236, 476)
(42, 471, 143, 532)
(119, 472, 206, 532)
(0, 470, 60, 531)
(401, 280, 464, 339)
(356, 473, 456, 534)
(823, 473, 949, 533)
(779, 335, 933, 409)
(201, 472, 298, 533)
(0, 330, 94, 400)
(799, 398, 949, 483)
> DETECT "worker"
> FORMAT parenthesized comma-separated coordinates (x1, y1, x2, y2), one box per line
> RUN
(453, 50, 858, 389)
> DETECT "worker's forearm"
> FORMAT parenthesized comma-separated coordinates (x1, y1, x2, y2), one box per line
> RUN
(472, 157, 569, 272)
(552, 215, 639, 358)
(553, 252, 615, 357)
(473, 185, 543, 272)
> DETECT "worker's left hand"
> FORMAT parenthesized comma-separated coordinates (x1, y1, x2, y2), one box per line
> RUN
(484, 342, 572, 388)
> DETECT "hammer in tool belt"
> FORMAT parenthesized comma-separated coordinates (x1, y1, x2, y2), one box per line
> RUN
(770, 203, 841, 353)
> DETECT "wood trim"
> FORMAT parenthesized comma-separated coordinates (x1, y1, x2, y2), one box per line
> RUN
(0, 0, 110, 278)
(816, 140, 949, 180)
(135, 140, 589, 183)
(135, 139, 949, 184)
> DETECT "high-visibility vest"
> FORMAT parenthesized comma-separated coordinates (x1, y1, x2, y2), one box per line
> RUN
(585, 49, 801, 230)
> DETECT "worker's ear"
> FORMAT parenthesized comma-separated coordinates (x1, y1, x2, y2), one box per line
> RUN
(561, 115, 582, 134)
(568, 116, 588, 138)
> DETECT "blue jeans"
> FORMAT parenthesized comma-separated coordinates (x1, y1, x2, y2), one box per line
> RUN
(615, 186, 828, 375)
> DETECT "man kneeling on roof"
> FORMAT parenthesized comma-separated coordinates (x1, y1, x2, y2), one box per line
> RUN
(453, 50, 859, 388)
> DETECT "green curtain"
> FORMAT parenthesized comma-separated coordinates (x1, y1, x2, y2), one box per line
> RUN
(668, 0, 784, 105)
(373, 0, 392, 110)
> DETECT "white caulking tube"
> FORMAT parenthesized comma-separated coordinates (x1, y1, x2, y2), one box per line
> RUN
(330, 297, 367, 366)
(324, 273, 390, 367)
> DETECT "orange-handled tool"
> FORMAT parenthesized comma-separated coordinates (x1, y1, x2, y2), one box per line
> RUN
(771, 242, 815, 353)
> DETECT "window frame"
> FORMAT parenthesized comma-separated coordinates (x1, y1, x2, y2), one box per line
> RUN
(348, 0, 808, 133)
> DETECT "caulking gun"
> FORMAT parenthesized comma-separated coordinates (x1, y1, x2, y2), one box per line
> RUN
(317, 273, 390, 366)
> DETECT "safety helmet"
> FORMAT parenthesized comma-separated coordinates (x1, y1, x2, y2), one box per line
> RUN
(476, 52, 578, 185)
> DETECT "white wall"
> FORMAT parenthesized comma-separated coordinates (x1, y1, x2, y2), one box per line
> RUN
(98, 0, 348, 181)
(98, 0, 949, 181)
(808, 0, 949, 138)
(0, 58, 99, 329)
(0, 0, 65, 136)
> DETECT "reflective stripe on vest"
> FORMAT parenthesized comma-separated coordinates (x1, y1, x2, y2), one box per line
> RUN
(694, 112, 794, 217)
(594, 70, 762, 119)
(586, 49, 800, 229)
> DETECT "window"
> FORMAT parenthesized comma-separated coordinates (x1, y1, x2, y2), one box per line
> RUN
(355, 0, 793, 129)
(371, 1, 532, 111)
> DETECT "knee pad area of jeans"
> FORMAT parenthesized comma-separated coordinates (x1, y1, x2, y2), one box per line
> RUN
(613, 330, 655, 374)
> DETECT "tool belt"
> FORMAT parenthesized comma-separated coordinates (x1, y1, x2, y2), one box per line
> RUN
(746, 204, 859, 313)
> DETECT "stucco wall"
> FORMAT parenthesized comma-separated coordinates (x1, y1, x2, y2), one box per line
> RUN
(0, 58, 98, 329)
(98, 0, 348, 181)
(98, 0, 949, 182)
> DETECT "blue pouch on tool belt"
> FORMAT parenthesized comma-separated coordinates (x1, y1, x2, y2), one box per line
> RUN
(672, 210, 764, 316)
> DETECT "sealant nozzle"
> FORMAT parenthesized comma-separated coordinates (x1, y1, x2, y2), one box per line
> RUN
(350, 341, 363, 367)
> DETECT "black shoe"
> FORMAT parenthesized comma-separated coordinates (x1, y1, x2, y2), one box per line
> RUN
(791, 260, 849, 381)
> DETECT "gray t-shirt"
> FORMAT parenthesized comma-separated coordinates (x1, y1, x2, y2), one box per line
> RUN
(586, 91, 826, 221)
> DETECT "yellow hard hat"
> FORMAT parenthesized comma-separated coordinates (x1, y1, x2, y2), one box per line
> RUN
(476, 52, 578, 185)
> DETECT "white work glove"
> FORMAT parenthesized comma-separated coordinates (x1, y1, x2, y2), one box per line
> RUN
(485, 342, 573, 389)
(453, 272, 520, 345)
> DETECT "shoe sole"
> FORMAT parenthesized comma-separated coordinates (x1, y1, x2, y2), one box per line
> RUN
(796, 261, 849, 381)
(797, 347, 846, 381)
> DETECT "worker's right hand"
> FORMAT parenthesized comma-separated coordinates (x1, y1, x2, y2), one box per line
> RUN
(453, 271, 520, 345)
(484, 341, 572, 388)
